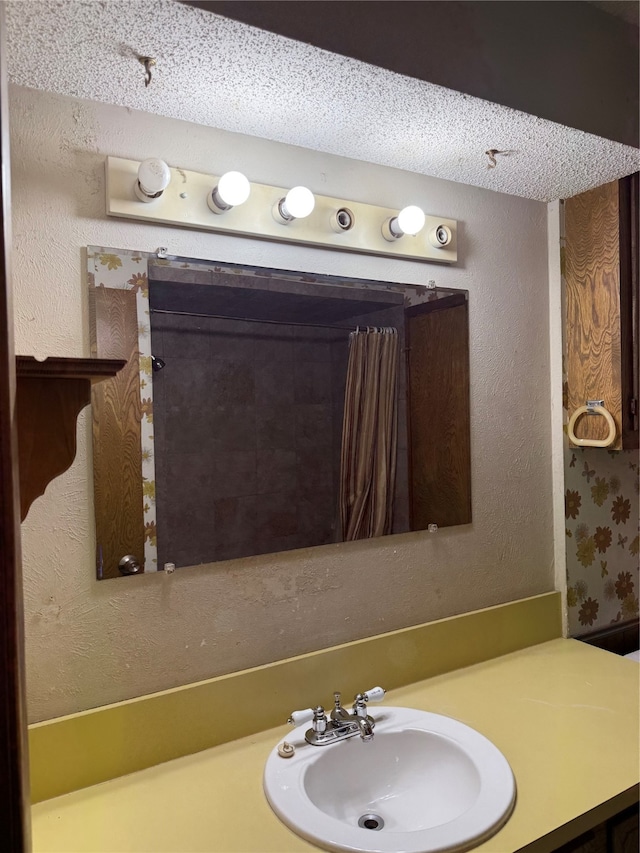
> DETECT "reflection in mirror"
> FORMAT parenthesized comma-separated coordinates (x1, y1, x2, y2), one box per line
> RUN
(90, 250, 470, 578)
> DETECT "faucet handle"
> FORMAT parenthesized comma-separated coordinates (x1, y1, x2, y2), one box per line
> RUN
(362, 686, 386, 703)
(288, 708, 315, 726)
(353, 687, 385, 717)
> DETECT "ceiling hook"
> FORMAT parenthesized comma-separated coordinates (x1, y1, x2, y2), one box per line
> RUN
(139, 56, 156, 88)
(485, 148, 515, 170)
(485, 149, 501, 169)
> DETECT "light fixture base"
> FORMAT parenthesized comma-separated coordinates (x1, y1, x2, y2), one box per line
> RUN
(272, 198, 294, 225)
(207, 187, 231, 214)
(382, 217, 403, 242)
(134, 181, 164, 203)
(330, 208, 354, 233)
(428, 224, 453, 248)
(107, 157, 458, 264)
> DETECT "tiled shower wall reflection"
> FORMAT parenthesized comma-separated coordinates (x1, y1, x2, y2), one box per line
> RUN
(152, 314, 347, 566)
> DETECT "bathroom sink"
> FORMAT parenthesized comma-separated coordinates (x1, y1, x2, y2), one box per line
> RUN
(263, 706, 516, 853)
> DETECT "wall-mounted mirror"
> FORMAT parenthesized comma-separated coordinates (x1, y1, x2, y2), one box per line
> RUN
(89, 248, 470, 579)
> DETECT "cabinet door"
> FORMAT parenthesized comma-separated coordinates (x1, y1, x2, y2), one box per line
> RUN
(564, 174, 638, 450)
(609, 803, 640, 853)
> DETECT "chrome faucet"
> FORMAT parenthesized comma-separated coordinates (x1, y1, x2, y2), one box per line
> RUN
(351, 714, 374, 742)
(288, 687, 385, 746)
(330, 692, 352, 725)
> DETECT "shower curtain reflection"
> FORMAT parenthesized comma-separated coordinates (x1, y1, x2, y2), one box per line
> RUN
(339, 327, 399, 541)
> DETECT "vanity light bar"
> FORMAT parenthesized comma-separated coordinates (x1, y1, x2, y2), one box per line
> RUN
(105, 157, 457, 264)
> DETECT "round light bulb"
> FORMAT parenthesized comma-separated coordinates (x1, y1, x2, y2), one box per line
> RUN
(137, 158, 171, 195)
(217, 171, 251, 207)
(396, 205, 426, 236)
(283, 186, 315, 219)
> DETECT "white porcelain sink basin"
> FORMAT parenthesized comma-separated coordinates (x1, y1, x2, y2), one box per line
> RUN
(264, 706, 516, 853)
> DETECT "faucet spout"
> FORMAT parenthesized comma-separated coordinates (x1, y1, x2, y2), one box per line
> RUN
(353, 715, 374, 741)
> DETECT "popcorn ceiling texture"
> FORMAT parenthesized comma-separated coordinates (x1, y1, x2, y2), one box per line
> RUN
(6, 0, 639, 203)
(11, 86, 555, 722)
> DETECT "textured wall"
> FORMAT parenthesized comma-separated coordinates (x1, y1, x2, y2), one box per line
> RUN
(10, 86, 555, 723)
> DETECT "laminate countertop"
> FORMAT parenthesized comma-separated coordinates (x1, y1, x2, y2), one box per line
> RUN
(31, 638, 639, 853)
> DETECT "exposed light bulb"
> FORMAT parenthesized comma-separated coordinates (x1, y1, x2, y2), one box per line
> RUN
(284, 186, 315, 219)
(382, 204, 426, 241)
(274, 186, 315, 223)
(397, 205, 426, 236)
(208, 171, 251, 213)
(135, 158, 171, 202)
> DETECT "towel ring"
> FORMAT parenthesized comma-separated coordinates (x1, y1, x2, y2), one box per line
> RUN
(567, 403, 616, 448)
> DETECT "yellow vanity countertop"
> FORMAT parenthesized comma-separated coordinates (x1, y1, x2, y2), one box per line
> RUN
(31, 638, 639, 853)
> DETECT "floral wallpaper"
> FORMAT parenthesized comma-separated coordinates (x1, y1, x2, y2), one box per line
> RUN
(88, 247, 157, 573)
(564, 442, 639, 634)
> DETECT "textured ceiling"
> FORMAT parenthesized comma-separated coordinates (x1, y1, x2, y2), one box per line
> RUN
(6, 0, 640, 202)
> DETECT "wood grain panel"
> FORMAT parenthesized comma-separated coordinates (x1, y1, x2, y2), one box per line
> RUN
(16, 355, 124, 380)
(565, 180, 622, 447)
(17, 376, 90, 520)
(91, 288, 144, 579)
(406, 298, 471, 529)
(609, 804, 640, 853)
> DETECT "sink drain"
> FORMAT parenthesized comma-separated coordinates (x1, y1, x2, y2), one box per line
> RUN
(358, 813, 385, 831)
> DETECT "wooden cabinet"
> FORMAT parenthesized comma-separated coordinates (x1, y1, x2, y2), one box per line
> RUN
(16, 356, 125, 520)
(564, 173, 638, 450)
(552, 804, 639, 853)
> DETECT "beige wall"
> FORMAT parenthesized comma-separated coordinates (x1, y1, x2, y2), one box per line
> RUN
(10, 86, 555, 723)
